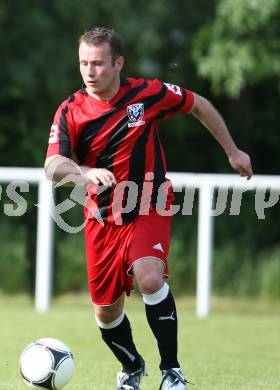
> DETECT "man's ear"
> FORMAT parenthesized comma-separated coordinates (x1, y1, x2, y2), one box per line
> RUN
(114, 56, 124, 72)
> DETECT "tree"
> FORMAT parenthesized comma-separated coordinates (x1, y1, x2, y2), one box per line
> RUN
(193, 0, 280, 97)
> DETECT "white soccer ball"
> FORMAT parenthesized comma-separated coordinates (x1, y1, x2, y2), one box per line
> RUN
(19, 338, 74, 390)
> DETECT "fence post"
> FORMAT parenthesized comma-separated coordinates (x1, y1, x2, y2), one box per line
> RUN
(196, 184, 214, 318)
(35, 176, 54, 313)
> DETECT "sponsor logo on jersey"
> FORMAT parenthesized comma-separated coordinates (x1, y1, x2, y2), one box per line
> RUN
(164, 82, 182, 96)
(127, 103, 145, 127)
(49, 124, 58, 144)
(153, 242, 164, 253)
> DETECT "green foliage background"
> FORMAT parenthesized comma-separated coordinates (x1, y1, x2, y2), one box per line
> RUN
(0, 0, 279, 297)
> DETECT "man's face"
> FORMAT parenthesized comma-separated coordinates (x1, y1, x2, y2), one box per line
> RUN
(79, 41, 124, 100)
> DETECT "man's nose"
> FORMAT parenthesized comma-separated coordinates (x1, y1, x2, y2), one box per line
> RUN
(86, 64, 95, 76)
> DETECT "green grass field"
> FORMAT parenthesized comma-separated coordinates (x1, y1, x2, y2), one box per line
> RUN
(0, 294, 279, 390)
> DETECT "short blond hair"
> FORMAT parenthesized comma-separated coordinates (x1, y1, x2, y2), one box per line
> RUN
(79, 27, 124, 63)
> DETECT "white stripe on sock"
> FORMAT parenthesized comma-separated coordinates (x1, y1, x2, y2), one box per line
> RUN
(95, 311, 125, 329)
(112, 341, 136, 362)
(142, 283, 169, 305)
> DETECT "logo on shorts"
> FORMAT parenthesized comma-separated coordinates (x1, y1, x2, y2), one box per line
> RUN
(127, 103, 145, 127)
(153, 243, 164, 253)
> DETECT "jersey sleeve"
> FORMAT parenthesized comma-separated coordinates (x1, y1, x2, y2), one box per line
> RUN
(46, 99, 76, 159)
(152, 80, 194, 120)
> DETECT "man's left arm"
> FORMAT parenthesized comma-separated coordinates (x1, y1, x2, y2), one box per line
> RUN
(191, 93, 253, 180)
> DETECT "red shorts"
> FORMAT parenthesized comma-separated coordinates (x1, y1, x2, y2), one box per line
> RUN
(84, 209, 172, 306)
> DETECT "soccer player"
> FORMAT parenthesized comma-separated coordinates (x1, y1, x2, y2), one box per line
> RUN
(45, 27, 253, 390)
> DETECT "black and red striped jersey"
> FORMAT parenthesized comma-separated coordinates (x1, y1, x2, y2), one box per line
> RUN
(47, 77, 194, 224)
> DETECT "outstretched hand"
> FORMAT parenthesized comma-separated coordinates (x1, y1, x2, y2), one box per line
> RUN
(228, 149, 253, 180)
(84, 168, 117, 186)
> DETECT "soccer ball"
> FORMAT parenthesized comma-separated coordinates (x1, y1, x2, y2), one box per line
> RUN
(19, 338, 74, 390)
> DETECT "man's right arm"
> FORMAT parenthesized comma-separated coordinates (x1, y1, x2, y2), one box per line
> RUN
(190, 93, 253, 180)
(44, 155, 116, 187)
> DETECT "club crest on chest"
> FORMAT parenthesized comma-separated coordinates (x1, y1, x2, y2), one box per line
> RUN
(127, 103, 145, 127)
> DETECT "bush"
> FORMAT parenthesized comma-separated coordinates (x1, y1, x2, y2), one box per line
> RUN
(259, 247, 280, 300)
(54, 231, 87, 294)
(213, 243, 260, 296)
(168, 229, 197, 295)
(0, 222, 29, 293)
(212, 243, 280, 299)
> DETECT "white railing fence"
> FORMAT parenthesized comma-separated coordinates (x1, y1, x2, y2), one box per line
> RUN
(0, 167, 279, 317)
(0, 168, 53, 313)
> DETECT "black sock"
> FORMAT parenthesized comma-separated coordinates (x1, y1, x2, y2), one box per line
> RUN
(145, 290, 179, 370)
(99, 314, 142, 372)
